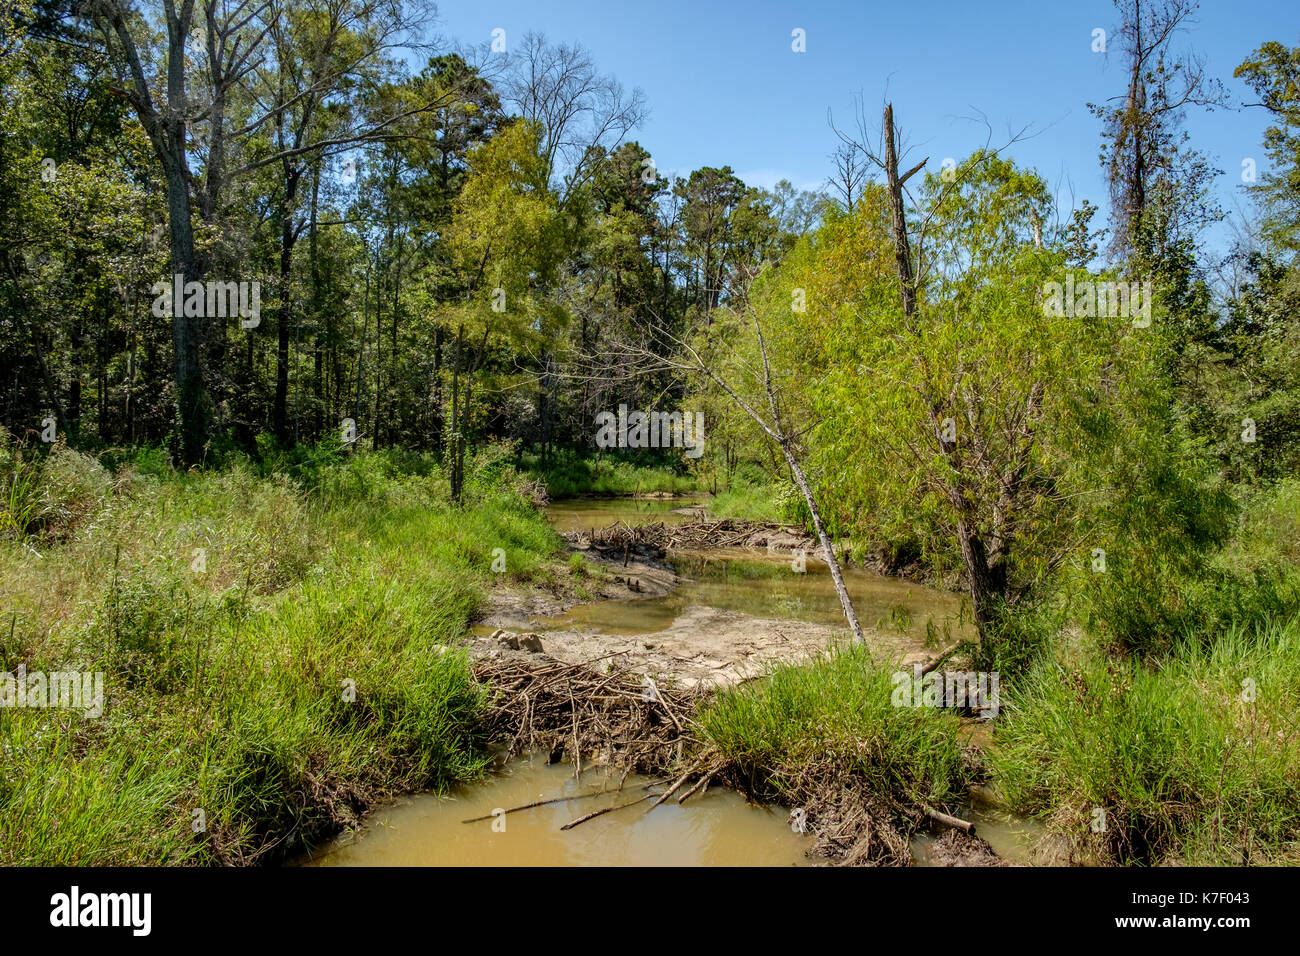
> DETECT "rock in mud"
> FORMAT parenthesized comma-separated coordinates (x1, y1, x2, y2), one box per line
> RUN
(495, 629, 544, 653)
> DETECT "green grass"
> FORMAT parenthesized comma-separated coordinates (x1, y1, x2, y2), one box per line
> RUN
(990, 615, 1300, 865)
(705, 481, 783, 522)
(698, 643, 969, 809)
(0, 441, 564, 865)
(520, 450, 706, 497)
(1218, 477, 1300, 575)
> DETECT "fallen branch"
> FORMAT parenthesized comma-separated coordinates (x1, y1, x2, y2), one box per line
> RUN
(921, 644, 963, 676)
(461, 778, 665, 823)
(924, 807, 975, 834)
(561, 793, 658, 830)
(677, 771, 715, 805)
(646, 756, 708, 812)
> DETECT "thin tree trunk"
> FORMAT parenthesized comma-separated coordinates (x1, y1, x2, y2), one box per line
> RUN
(883, 103, 919, 322)
(782, 441, 863, 640)
(450, 323, 462, 501)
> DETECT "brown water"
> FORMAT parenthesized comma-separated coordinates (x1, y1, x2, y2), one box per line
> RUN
(545, 547, 969, 644)
(910, 794, 1044, 866)
(308, 497, 1028, 867)
(544, 498, 970, 643)
(304, 754, 813, 867)
(545, 496, 705, 534)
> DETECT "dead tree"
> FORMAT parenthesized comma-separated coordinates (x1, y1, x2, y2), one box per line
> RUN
(607, 279, 866, 643)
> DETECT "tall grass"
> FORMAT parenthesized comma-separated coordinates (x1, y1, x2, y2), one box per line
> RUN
(705, 481, 782, 521)
(698, 643, 968, 809)
(0, 442, 563, 865)
(520, 450, 705, 497)
(991, 615, 1300, 865)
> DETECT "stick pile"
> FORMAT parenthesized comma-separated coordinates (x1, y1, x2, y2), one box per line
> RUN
(472, 654, 706, 777)
(577, 518, 813, 554)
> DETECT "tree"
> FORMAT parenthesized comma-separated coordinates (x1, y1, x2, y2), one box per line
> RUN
(674, 166, 746, 311)
(501, 32, 648, 208)
(1088, 0, 1226, 267)
(444, 119, 566, 501)
(84, 0, 218, 463)
(623, 272, 867, 642)
(1236, 40, 1300, 256)
(792, 154, 1116, 647)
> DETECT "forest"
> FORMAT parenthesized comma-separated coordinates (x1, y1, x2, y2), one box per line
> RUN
(2, 0, 1300, 873)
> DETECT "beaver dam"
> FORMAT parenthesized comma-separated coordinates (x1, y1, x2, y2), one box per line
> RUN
(305, 497, 1035, 867)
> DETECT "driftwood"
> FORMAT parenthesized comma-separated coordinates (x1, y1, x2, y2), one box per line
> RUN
(561, 793, 657, 830)
(471, 655, 980, 866)
(575, 518, 816, 557)
(645, 756, 709, 813)
(460, 778, 666, 823)
(921, 643, 963, 676)
(677, 771, 714, 805)
(924, 807, 976, 834)
(472, 655, 704, 776)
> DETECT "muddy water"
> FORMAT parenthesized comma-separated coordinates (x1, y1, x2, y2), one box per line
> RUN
(544, 498, 970, 643)
(305, 753, 812, 866)
(549, 547, 969, 644)
(911, 797, 1043, 866)
(544, 497, 971, 645)
(309, 497, 1029, 866)
(544, 496, 705, 534)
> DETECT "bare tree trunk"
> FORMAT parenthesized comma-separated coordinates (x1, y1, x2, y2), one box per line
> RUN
(882, 103, 924, 322)
(450, 323, 462, 502)
(781, 441, 863, 639)
(665, 294, 865, 641)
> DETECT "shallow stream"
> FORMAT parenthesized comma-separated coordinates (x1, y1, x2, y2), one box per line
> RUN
(306, 497, 1032, 867)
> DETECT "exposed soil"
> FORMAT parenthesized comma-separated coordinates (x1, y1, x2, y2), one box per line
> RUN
(923, 829, 1010, 867)
(473, 525, 937, 689)
(477, 550, 680, 630)
(472, 603, 928, 692)
(463, 523, 1001, 867)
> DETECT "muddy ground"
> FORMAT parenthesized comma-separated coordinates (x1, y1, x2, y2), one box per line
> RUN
(471, 540, 936, 690)
(461, 524, 1013, 867)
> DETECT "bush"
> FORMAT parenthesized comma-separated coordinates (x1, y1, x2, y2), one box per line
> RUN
(0, 450, 563, 864)
(0, 434, 113, 542)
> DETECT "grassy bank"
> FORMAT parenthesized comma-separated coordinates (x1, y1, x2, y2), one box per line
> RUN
(987, 479, 1300, 865)
(991, 616, 1300, 865)
(697, 643, 972, 863)
(704, 481, 783, 522)
(520, 450, 707, 497)
(0, 438, 564, 865)
(700, 643, 968, 803)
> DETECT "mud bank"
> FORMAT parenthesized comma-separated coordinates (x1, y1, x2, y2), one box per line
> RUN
(458, 511, 1007, 867)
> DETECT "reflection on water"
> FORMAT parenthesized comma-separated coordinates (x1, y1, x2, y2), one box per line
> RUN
(302, 754, 813, 867)
(541, 499, 970, 644)
(546, 548, 970, 644)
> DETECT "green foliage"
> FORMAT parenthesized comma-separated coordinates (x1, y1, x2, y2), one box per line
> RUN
(700, 643, 969, 808)
(992, 616, 1300, 865)
(521, 449, 705, 497)
(0, 448, 564, 864)
(568, 552, 587, 576)
(1235, 41, 1300, 255)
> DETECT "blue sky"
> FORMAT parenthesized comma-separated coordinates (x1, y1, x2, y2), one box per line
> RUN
(432, 0, 1300, 258)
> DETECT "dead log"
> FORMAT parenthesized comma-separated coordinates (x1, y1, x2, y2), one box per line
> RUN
(924, 807, 975, 834)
